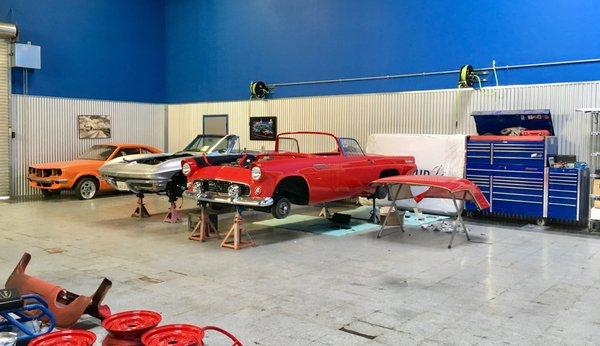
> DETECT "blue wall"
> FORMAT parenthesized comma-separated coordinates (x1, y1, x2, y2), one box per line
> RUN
(165, 0, 600, 103)
(1, 0, 165, 103)
(2, 1, 600, 103)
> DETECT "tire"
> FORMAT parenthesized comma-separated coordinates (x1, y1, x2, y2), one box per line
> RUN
(536, 218, 547, 227)
(271, 197, 291, 219)
(374, 185, 389, 200)
(41, 189, 61, 198)
(75, 177, 98, 200)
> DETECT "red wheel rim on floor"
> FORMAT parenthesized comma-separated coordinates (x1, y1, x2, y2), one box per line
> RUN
(29, 330, 97, 346)
(141, 324, 242, 346)
(102, 310, 162, 340)
(141, 324, 205, 346)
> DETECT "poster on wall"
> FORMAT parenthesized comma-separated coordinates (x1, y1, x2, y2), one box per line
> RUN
(78, 115, 111, 139)
(249, 116, 277, 140)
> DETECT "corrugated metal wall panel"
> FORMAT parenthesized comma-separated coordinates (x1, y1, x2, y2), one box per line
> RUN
(0, 40, 9, 196)
(10, 95, 166, 196)
(168, 82, 600, 163)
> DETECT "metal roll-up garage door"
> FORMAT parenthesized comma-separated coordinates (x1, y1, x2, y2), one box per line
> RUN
(0, 38, 9, 196)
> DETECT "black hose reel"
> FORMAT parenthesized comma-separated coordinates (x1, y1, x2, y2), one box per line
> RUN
(249, 81, 270, 99)
(458, 64, 478, 88)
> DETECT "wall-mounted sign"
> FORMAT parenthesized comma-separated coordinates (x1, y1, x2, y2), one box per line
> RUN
(249, 116, 277, 141)
(78, 115, 111, 139)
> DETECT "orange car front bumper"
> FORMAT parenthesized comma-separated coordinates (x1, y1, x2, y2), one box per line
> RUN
(28, 176, 70, 190)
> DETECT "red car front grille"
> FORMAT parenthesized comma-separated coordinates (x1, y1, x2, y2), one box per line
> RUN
(198, 179, 250, 196)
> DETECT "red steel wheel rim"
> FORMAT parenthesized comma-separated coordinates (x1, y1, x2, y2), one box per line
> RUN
(141, 324, 205, 346)
(102, 310, 162, 339)
(29, 330, 97, 346)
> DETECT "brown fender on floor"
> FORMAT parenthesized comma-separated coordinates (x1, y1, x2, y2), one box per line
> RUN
(5, 252, 112, 328)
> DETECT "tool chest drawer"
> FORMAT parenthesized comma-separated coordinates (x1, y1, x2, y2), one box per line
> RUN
(547, 168, 588, 221)
(466, 142, 491, 166)
(491, 141, 546, 166)
(465, 166, 544, 215)
(466, 139, 554, 168)
(491, 168, 544, 217)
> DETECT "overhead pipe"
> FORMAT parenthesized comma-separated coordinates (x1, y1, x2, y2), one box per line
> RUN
(0, 22, 18, 40)
(267, 57, 600, 88)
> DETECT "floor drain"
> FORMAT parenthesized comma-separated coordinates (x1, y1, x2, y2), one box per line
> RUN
(339, 327, 376, 340)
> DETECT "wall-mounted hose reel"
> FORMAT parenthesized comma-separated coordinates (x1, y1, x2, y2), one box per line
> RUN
(458, 64, 490, 89)
(249, 81, 271, 99)
(458, 65, 477, 88)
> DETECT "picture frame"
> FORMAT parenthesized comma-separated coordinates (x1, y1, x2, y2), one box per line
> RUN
(78, 115, 111, 139)
(249, 116, 277, 141)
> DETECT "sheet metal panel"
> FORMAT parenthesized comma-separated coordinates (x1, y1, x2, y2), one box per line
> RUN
(168, 82, 600, 165)
(10, 95, 166, 196)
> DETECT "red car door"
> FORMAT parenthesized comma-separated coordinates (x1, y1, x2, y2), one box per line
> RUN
(336, 155, 378, 196)
(299, 155, 340, 204)
(336, 138, 379, 197)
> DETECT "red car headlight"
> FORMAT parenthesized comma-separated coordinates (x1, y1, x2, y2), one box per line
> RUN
(251, 166, 262, 181)
(182, 163, 192, 176)
(181, 159, 198, 177)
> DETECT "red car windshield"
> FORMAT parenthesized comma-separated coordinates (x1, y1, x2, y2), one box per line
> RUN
(276, 133, 340, 155)
(276, 133, 365, 156)
(78, 145, 117, 160)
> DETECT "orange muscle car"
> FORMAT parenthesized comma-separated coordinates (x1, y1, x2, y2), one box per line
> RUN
(28, 143, 162, 199)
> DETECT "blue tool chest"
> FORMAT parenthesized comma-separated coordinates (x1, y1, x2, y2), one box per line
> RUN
(465, 110, 588, 223)
(547, 167, 589, 222)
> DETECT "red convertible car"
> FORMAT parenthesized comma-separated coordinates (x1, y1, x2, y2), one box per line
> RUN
(182, 132, 416, 218)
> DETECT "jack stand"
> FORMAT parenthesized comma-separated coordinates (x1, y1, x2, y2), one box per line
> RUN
(189, 204, 219, 242)
(367, 197, 380, 224)
(368, 197, 380, 224)
(319, 205, 332, 218)
(163, 201, 183, 223)
(221, 207, 255, 250)
(131, 193, 150, 218)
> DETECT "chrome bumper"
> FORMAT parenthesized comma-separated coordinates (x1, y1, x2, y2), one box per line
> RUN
(183, 191, 274, 207)
(103, 176, 170, 193)
(28, 177, 68, 184)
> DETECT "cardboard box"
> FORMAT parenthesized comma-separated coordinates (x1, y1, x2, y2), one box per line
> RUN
(380, 206, 404, 226)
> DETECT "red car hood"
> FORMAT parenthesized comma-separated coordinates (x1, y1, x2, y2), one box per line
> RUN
(371, 175, 490, 210)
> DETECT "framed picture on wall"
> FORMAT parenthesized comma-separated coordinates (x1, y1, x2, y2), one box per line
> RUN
(249, 116, 277, 141)
(78, 115, 111, 139)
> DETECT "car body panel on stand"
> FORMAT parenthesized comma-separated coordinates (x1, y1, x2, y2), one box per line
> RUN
(184, 131, 416, 218)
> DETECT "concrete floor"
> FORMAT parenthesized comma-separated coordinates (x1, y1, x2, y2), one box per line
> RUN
(1, 193, 600, 345)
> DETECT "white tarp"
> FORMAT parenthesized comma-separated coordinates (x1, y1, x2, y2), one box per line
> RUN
(364, 134, 467, 215)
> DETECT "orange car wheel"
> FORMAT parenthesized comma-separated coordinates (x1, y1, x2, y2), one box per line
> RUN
(75, 177, 98, 200)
